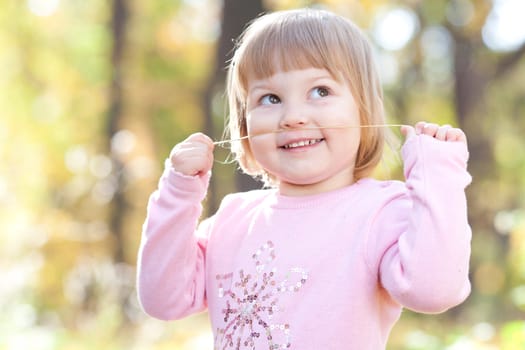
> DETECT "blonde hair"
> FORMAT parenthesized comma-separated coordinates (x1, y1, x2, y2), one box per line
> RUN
(226, 8, 387, 186)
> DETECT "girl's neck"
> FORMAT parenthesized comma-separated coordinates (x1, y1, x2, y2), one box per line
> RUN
(277, 170, 356, 196)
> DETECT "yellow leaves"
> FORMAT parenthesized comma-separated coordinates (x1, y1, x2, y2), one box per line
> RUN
(500, 321, 525, 350)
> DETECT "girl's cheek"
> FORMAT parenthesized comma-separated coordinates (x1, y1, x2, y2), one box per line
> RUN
(247, 112, 277, 134)
(248, 132, 276, 151)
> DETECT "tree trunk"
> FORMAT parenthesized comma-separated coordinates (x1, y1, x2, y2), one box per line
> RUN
(100, 0, 134, 326)
(203, 0, 265, 213)
(107, 0, 128, 264)
(452, 34, 525, 224)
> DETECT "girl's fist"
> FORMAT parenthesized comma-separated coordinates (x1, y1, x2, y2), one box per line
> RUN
(169, 133, 215, 176)
(401, 122, 467, 144)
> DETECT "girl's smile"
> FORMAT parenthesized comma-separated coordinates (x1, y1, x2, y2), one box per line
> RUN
(246, 67, 361, 196)
(279, 137, 325, 150)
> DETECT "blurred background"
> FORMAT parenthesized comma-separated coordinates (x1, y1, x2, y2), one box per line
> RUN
(1, 0, 525, 349)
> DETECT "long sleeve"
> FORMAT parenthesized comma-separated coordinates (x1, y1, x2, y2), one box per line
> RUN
(367, 134, 472, 313)
(136, 162, 211, 320)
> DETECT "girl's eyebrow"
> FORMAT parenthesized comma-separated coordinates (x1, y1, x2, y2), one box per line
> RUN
(248, 72, 335, 93)
(247, 84, 269, 95)
(308, 72, 335, 81)
(247, 79, 275, 95)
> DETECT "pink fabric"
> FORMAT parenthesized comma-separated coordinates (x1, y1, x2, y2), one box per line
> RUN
(137, 134, 472, 349)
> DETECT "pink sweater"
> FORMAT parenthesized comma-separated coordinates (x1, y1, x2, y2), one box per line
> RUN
(137, 135, 472, 349)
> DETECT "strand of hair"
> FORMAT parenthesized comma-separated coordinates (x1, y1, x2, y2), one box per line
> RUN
(213, 124, 406, 146)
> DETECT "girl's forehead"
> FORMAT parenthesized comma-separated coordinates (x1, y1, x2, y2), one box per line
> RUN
(243, 64, 344, 95)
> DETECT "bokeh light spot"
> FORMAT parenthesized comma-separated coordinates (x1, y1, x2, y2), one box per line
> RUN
(373, 8, 419, 51)
(27, 0, 59, 17)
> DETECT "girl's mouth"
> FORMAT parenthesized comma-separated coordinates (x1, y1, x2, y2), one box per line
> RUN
(281, 138, 324, 149)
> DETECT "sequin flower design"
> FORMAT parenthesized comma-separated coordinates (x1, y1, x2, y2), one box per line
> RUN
(214, 240, 308, 350)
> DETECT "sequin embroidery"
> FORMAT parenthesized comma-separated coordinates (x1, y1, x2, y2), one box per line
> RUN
(215, 240, 308, 350)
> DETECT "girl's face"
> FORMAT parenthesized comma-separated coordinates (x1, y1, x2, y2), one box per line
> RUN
(246, 68, 361, 196)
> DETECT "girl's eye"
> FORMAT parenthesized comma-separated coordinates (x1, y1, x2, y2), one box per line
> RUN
(260, 94, 281, 105)
(311, 86, 330, 99)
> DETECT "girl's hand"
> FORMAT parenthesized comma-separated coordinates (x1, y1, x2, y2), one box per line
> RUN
(169, 133, 215, 176)
(401, 122, 467, 144)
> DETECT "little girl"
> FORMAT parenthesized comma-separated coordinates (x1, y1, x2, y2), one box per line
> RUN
(137, 8, 472, 350)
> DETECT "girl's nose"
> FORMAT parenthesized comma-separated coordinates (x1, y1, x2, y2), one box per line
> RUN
(279, 105, 309, 129)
